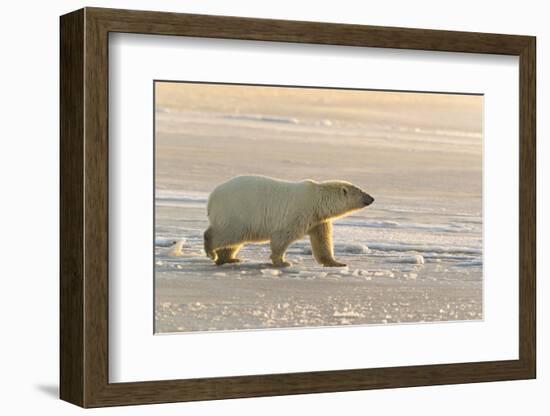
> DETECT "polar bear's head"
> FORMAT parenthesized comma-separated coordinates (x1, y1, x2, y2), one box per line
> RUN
(316, 180, 374, 220)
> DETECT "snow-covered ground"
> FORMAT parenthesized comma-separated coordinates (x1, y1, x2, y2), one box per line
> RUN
(154, 83, 483, 333)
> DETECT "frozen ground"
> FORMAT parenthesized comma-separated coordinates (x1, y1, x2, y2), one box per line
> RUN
(154, 83, 483, 333)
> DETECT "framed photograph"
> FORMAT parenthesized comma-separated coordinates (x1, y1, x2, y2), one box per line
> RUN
(60, 7, 536, 408)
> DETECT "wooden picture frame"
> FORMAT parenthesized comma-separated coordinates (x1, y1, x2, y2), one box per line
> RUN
(60, 7, 536, 408)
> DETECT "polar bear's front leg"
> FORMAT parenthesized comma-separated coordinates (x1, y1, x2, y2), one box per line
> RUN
(308, 221, 346, 267)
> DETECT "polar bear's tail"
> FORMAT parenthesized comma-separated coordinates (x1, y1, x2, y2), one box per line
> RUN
(203, 227, 215, 259)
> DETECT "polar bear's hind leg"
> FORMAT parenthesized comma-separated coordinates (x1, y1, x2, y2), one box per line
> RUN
(215, 246, 242, 266)
(270, 229, 301, 267)
(203, 227, 216, 260)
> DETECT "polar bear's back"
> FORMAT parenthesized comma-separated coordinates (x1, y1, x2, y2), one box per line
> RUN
(207, 176, 311, 236)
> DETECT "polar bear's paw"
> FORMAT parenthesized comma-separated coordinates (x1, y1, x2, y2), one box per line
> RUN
(272, 260, 292, 268)
(215, 258, 241, 266)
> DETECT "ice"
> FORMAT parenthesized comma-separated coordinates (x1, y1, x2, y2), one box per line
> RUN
(155, 190, 209, 207)
(333, 310, 365, 318)
(294, 242, 369, 255)
(167, 239, 185, 257)
(261, 269, 282, 277)
(373, 270, 395, 278)
(452, 259, 483, 268)
(388, 254, 425, 265)
(335, 219, 471, 233)
(368, 242, 481, 255)
(335, 243, 370, 254)
(297, 270, 328, 278)
(155, 237, 177, 247)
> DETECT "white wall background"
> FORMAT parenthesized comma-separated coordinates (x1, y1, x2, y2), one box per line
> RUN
(0, 1, 545, 414)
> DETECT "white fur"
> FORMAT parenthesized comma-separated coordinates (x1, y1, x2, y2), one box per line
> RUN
(204, 175, 373, 267)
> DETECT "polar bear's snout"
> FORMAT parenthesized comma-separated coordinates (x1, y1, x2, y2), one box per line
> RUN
(362, 193, 375, 206)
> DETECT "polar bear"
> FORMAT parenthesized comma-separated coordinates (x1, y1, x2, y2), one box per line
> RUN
(203, 175, 374, 267)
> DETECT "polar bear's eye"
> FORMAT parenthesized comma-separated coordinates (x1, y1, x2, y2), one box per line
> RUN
(342, 187, 348, 196)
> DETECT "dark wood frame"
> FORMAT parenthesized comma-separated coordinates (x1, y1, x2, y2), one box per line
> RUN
(60, 7, 536, 408)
